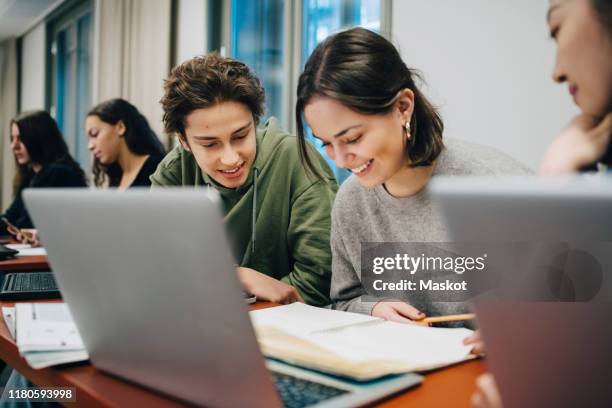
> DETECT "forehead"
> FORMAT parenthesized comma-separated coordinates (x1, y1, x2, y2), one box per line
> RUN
(185, 101, 252, 136)
(11, 123, 20, 135)
(303, 96, 365, 139)
(85, 115, 104, 128)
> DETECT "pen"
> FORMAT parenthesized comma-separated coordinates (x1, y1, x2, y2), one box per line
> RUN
(420, 313, 476, 324)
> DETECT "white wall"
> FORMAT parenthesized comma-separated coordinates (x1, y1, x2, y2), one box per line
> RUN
(392, 0, 578, 168)
(175, 0, 207, 64)
(19, 23, 46, 111)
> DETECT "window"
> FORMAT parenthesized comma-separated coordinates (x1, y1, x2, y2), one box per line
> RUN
(47, 1, 93, 169)
(231, 0, 286, 123)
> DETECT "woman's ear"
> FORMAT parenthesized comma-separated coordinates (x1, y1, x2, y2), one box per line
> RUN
(396, 88, 415, 123)
(116, 120, 127, 137)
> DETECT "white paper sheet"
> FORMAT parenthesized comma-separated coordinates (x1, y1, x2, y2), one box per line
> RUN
(250, 303, 473, 366)
(15, 303, 84, 352)
(5, 244, 47, 256)
(250, 302, 379, 336)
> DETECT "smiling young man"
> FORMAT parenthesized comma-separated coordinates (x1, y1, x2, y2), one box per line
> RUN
(150, 54, 337, 306)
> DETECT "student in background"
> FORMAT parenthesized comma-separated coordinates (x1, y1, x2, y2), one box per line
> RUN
(151, 54, 336, 306)
(0, 111, 86, 239)
(472, 1, 612, 407)
(295, 27, 530, 323)
(539, 0, 612, 175)
(10, 100, 166, 245)
(86, 98, 166, 188)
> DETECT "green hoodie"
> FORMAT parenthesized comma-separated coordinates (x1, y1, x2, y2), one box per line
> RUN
(150, 118, 337, 306)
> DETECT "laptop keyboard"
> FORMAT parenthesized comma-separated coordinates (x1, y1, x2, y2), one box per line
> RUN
(5, 272, 58, 292)
(273, 372, 348, 408)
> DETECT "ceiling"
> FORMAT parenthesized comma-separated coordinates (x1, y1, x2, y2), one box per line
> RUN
(0, 0, 64, 42)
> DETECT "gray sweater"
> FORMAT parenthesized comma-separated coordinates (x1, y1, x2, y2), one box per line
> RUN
(330, 138, 532, 321)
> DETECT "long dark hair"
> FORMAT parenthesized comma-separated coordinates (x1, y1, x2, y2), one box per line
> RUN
(87, 98, 166, 187)
(10, 110, 85, 195)
(296, 27, 444, 179)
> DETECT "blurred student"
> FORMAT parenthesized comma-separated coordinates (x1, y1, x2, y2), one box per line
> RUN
(539, 0, 612, 175)
(472, 1, 612, 407)
(150, 54, 336, 306)
(86, 98, 166, 189)
(295, 27, 530, 323)
(0, 111, 86, 242)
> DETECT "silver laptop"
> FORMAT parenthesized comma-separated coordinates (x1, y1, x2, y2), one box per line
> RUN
(430, 175, 612, 408)
(24, 188, 421, 408)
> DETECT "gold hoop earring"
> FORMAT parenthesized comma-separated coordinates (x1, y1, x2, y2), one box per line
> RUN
(405, 121, 411, 140)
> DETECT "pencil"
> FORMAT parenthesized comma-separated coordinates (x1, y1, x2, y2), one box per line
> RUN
(421, 313, 475, 324)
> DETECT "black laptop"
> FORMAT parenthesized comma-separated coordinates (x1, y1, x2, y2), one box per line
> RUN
(0, 271, 60, 300)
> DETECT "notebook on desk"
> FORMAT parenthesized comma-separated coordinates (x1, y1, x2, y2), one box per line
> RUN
(251, 303, 474, 380)
(24, 188, 423, 408)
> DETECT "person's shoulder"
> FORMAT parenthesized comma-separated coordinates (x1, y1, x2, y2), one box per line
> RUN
(438, 138, 533, 176)
(333, 176, 368, 216)
(150, 145, 195, 186)
(40, 161, 82, 179)
(35, 161, 86, 187)
(260, 118, 336, 185)
(143, 152, 165, 171)
(156, 145, 185, 170)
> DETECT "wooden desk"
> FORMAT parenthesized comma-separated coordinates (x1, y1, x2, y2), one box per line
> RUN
(0, 301, 486, 407)
(0, 255, 50, 272)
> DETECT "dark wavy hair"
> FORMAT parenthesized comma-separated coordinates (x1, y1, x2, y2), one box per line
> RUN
(592, 0, 612, 36)
(87, 98, 166, 187)
(161, 53, 265, 138)
(10, 110, 86, 195)
(296, 27, 444, 179)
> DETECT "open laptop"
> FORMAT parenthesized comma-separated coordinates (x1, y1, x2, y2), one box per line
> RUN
(430, 175, 612, 408)
(23, 188, 421, 408)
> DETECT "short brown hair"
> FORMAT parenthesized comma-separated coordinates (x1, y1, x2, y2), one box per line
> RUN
(161, 53, 265, 137)
(296, 28, 444, 179)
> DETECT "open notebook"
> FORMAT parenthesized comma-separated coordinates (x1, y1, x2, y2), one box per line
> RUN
(250, 303, 475, 380)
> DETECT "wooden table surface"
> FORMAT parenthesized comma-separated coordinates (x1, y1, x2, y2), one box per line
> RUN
(0, 255, 50, 272)
(0, 298, 486, 407)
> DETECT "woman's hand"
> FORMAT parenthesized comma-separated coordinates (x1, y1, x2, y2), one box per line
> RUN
(237, 267, 304, 304)
(471, 373, 503, 408)
(17, 229, 40, 247)
(372, 301, 427, 325)
(540, 113, 612, 175)
(463, 329, 485, 354)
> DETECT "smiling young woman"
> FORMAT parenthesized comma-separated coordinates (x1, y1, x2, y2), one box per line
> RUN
(151, 54, 337, 306)
(296, 27, 531, 324)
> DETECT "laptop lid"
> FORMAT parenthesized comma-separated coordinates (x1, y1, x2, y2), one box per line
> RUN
(429, 175, 612, 407)
(23, 188, 280, 407)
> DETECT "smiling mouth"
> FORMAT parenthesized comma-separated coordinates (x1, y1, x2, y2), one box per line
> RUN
(219, 161, 245, 174)
(350, 159, 373, 175)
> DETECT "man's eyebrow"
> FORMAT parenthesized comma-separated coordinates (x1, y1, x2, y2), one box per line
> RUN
(191, 122, 252, 140)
